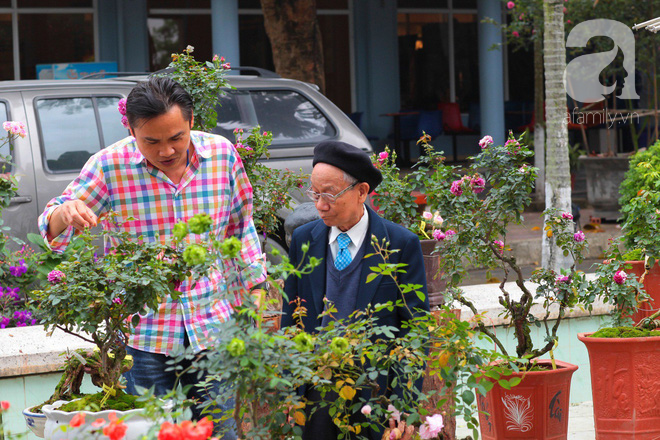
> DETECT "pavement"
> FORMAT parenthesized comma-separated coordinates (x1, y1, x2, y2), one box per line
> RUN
(460, 207, 622, 286)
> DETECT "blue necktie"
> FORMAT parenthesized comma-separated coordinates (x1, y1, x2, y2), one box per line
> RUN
(334, 233, 352, 270)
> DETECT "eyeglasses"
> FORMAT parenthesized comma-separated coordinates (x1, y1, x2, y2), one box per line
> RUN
(306, 182, 358, 204)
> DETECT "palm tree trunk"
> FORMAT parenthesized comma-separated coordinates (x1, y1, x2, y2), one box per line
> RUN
(542, 0, 572, 271)
(260, 0, 326, 94)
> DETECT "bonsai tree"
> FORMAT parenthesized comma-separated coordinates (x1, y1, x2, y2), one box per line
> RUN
(29, 216, 194, 409)
(375, 133, 591, 363)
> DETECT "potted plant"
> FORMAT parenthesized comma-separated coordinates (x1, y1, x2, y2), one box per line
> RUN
(26, 217, 195, 439)
(370, 142, 454, 309)
(405, 133, 589, 439)
(576, 241, 660, 438)
(617, 140, 660, 322)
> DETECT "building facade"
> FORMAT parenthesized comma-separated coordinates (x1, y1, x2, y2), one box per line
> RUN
(1, 0, 518, 146)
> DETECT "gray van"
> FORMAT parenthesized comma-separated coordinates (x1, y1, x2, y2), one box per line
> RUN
(0, 73, 372, 250)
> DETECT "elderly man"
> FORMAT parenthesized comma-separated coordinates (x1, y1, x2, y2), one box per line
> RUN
(282, 141, 430, 440)
(38, 77, 265, 438)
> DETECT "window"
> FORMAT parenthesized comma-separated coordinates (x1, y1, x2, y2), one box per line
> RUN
(36, 96, 127, 173)
(18, 13, 94, 79)
(214, 90, 336, 146)
(0, 101, 11, 172)
(97, 97, 130, 146)
(0, 15, 12, 81)
(0, 101, 7, 123)
(398, 13, 451, 109)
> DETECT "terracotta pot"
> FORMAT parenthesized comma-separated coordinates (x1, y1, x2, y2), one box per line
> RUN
(624, 261, 660, 324)
(420, 239, 445, 308)
(477, 359, 578, 440)
(578, 332, 660, 439)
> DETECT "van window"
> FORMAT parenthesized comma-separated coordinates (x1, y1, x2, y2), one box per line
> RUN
(0, 101, 11, 172)
(97, 97, 130, 146)
(36, 96, 127, 173)
(214, 90, 336, 146)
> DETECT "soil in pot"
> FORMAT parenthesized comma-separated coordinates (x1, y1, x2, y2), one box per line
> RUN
(57, 390, 146, 412)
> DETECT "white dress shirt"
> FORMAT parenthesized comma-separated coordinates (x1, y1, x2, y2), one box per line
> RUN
(328, 204, 369, 260)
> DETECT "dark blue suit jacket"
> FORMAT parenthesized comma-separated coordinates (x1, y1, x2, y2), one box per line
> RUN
(282, 205, 430, 402)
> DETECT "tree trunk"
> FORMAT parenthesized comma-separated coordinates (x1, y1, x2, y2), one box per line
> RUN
(533, 34, 546, 205)
(542, 0, 572, 271)
(260, 0, 326, 94)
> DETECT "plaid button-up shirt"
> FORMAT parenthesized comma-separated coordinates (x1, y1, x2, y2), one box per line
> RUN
(38, 131, 266, 354)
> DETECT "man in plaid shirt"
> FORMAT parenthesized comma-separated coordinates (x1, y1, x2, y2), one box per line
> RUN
(38, 77, 265, 437)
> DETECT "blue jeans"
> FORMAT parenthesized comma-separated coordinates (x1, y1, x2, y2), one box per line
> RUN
(123, 345, 237, 440)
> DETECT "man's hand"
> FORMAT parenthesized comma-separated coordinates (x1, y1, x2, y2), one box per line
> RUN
(47, 200, 97, 240)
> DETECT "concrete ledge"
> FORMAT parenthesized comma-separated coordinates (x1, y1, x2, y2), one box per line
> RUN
(458, 274, 613, 326)
(0, 277, 614, 379)
(0, 326, 94, 378)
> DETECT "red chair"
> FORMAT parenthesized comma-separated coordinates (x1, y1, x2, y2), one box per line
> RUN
(437, 102, 476, 162)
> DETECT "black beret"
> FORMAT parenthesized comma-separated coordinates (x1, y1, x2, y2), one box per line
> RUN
(312, 141, 382, 193)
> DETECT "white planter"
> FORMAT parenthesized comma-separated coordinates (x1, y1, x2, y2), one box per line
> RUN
(42, 400, 156, 440)
(22, 405, 47, 438)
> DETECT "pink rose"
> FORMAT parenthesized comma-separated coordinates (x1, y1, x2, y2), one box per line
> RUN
(419, 414, 444, 439)
(562, 212, 573, 220)
(507, 1, 515, 9)
(512, 31, 520, 37)
(222, 62, 231, 70)
(117, 98, 127, 116)
(450, 180, 463, 196)
(493, 240, 504, 254)
(361, 405, 372, 416)
(378, 151, 389, 164)
(3, 121, 27, 138)
(212, 54, 219, 62)
(433, 229, 446, 241)
(613, 270, 627, 285)
(445, 229, 456, 237)
(121, 115, 129, 129)
(574, 231, 585, 242)
(471, 176, 486, 193)
(556, 275, 570, 284)
(422, 211, 433, 221)
(47, 270, 65, 285)
(479, 135, 494, 149)
(387, 404, 401, 423)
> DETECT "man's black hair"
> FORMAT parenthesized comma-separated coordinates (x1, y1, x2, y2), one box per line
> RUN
(126, 76, 193, 128)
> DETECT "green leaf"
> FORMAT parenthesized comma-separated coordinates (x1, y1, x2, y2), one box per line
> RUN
(461, 390, 475, 405)
(366, 273, 379, 284)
